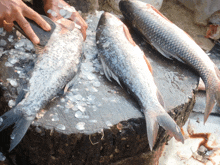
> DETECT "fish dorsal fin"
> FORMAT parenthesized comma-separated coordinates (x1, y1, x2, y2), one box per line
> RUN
(147, 4, 173, 24)
(122, 24, 136, 46)
(143, 55, 153, 74)
(156, 90, 165, 107)
(100, 57, 122, 87)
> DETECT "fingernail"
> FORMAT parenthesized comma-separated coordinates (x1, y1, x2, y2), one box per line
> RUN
(46, 23, 51, 31)
(33, 37, 40, 44)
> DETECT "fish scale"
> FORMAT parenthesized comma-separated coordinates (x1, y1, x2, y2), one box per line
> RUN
(119, 0, 220, 123)
(96, 12, 184, 150)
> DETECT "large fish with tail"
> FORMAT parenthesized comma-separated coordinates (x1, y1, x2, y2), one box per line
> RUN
(0, 18, 84, 151)
(119, 0, 220, 123)
(96, 12, 184, 150)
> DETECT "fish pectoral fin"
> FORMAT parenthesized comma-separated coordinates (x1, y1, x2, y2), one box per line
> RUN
(122, 24, 136, 46)
(156, 90, 165, 107)
(151, 42, 185, 64)
(143, 55, 153, 74)
(100, 57, 122, 87)
(63, 74, 79, 94)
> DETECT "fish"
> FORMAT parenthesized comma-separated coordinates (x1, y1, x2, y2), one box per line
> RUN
(0, 19, 84, 151)
(96, 12, 184, 150)
(119, 0, 220, 123)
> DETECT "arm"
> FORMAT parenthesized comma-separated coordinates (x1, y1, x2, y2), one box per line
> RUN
(0, 0, 51, 44)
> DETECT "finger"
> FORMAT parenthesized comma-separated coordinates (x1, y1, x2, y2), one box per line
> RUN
(81, 27, 87, 41)
(23, 6, 51, 31)
(16, 13, 40, 44)
(70, 13, 88, 40)
(3, 20, 14, 32)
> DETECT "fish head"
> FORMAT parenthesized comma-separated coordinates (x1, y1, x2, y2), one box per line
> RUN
(97, 12, 124, 30)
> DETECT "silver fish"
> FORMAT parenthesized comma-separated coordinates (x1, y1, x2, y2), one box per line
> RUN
(119, 0, 220, 123)
(0, 20, 83, 151)
(96, 12, 184, 150)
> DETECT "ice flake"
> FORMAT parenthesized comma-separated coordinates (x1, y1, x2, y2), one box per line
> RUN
(0, 117, 3, 125)
(75, 111, 83, 118)
(59, 9, 67, 17)
(8, 100, 16, 108)
(51, 11, 58, 17)
(93, 81, 101, 87)
(76, 122, 85, 130)
(7, 78, 18, 87)
(56, 124, 66, 130)
(87, 95, 95, 104)
(8, 35, 14, 42)
(0, 28, 3, 34)
(5, 62, 13, 67)
(47, 9, 52, 14)
(0, 39, 7, 46)
(89, 86, 98, 92)
(89, 120, 97, 123)
(106, 121, 113, 127)
(92, 105, 97, 111)
(51, 113, 59, 121)
(0, 152, 6, 161)
(60, 98, 65, 102)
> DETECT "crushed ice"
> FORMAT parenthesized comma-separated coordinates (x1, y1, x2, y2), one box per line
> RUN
(0, 117, 3, 125)
(76, 122, 85, 130)
(56, 124, 66, 130)
(7, 78, 18, 87)
(105, 121, 113, 127)
(0, 152, 6, 161)
(50, 113, 60, 121)
(0, 39, 7, 47)
(8, 100, 16, 108)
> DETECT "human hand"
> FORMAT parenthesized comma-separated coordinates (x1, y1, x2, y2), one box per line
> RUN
(0, 0, 51, 44)
(43, 0, 88, 40)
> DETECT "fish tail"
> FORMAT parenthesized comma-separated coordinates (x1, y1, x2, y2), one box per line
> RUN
(0, 107, 33, 151)
(144, 106, 184, 150)
(204, 79, 220, 123)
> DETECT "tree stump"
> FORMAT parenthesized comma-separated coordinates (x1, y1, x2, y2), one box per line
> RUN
(0, 1, 199, 165)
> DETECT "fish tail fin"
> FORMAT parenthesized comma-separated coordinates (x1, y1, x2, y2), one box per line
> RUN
(0, 107, 33, 152)
(144, 106, 184, 150)
(204, 79, 220, 123)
